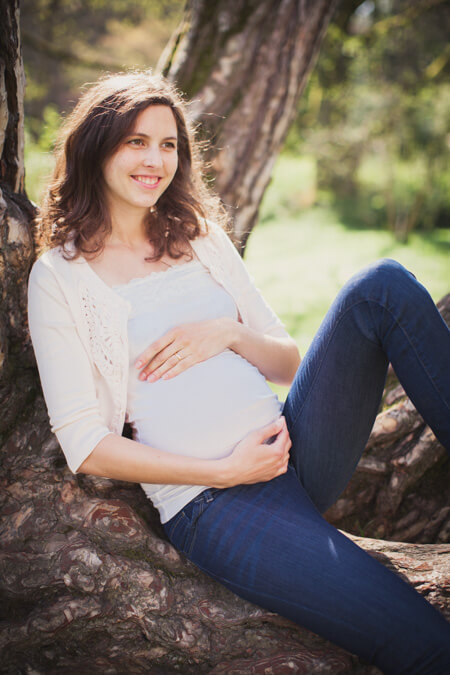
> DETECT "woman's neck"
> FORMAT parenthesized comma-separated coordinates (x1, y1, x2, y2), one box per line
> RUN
(107, 206, 148, 248)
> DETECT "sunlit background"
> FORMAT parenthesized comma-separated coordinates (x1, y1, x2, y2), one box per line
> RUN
(22, 0, 450, 370)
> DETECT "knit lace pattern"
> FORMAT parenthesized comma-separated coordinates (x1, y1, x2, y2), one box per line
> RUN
(79, 281, 127, 432)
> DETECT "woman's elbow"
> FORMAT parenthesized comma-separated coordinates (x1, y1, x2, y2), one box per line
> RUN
(285, 342, 301, 385)
(273, 341, 300, 387)
(77, 454, 96, 475)
(76, 434, 114, 476)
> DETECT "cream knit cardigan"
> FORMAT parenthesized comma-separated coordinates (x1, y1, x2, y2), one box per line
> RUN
(28, 223, 288, 473)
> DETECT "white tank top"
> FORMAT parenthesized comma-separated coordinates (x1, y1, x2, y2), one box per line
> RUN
(113, 260, 282, 522)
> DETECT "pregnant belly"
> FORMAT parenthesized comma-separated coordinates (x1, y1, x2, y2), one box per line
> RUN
(127, 350, 282, 459)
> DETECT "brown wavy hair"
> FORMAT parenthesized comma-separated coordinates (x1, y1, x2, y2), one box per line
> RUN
(39, 70, 228, 260)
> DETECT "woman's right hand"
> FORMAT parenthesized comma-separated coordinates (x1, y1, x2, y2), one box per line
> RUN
(221, 417, 291, 487)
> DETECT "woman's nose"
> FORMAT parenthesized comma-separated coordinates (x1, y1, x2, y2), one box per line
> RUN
(143, 146, 163, 168)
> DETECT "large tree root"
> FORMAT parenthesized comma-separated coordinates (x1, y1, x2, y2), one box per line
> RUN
(1, 389, 449, 674)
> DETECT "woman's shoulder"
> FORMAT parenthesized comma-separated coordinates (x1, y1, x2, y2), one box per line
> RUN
(29, 247, 59, 279)
(197, 220, 237, 252)
(29, 242, 83, 286)
(204, 219, 230, 237)
(193, 220, 232, 261)
(192, 220, 248, 290)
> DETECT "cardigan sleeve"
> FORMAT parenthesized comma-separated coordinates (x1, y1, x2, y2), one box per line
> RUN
(27, 258, 112, 473)
(211, 225, 290, 338)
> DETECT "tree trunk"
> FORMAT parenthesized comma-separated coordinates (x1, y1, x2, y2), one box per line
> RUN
(160, 0, 338, 253)
(0, 0, 38, 444)
(0, 0, 449, 672)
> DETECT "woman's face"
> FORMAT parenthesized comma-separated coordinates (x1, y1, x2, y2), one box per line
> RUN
(102, 104, 179, 216)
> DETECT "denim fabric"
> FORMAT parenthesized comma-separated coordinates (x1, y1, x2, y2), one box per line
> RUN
(284, 258, 450, 512)
(164, 260, 450, 674)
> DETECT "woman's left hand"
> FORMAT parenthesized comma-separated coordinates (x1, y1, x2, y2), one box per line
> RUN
(135, 318, 235, 382)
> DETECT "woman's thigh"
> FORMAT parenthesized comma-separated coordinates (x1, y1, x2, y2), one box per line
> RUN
(282, 297, 388, 513)
(164, 469, 450, 674)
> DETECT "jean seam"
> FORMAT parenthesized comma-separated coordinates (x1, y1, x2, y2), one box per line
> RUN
(371, 298, 450, 411)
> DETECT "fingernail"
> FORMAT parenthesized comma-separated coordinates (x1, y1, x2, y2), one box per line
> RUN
(135, 360, 142, 368)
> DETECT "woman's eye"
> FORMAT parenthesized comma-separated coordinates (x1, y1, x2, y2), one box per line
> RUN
(128, 138, 144, 146)
(163, 141, 177, 150)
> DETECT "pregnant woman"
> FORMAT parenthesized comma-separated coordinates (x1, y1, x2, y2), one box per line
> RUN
(28, 71, 450, 674)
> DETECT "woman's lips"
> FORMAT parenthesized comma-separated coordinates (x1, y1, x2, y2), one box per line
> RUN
(131, 175, 162, 189)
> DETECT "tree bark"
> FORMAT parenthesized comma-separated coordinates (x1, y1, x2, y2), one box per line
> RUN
(1, 396, 449, 674)
(0, 0, 38, 444)
(0, 0, 449, 672)
(160, 0, 338, 253)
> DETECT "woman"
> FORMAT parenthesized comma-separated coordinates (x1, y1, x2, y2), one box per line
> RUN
(28, 71, 450, 673)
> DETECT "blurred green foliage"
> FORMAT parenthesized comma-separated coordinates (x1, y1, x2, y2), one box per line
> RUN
(22, 0, 449, 240)
(286, 0, 450, 239)
(21, 0, 184, 140)
(24, 104, 60, 205)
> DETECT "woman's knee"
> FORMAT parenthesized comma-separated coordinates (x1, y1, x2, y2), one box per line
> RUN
(344, 258, 418, 306)
(358, 257, 413, 286)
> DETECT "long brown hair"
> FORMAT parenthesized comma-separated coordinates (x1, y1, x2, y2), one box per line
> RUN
(39, 71, 227, 260)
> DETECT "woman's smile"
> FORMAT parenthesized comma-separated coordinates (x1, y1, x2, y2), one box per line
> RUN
(102, 105, 179, 213)
(131, 175, 163, 188)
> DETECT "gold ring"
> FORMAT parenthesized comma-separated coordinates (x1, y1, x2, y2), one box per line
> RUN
(176, 352, 182, 362)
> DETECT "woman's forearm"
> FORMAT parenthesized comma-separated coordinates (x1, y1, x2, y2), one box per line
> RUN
(227, 319, 300, 386)
(78, 416, 291, 488)
(78, 432, 234, 488)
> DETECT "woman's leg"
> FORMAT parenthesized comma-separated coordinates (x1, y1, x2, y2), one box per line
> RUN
(164, 469, 450, 674)
(165, 259, 450, 673)
(283, 258, 450, 513)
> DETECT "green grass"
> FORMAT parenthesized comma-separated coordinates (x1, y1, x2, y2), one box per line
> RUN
(245, 155, 450, 398)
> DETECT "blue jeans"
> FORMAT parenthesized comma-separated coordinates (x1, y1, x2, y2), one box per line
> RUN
(164, 260, 450, 674)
